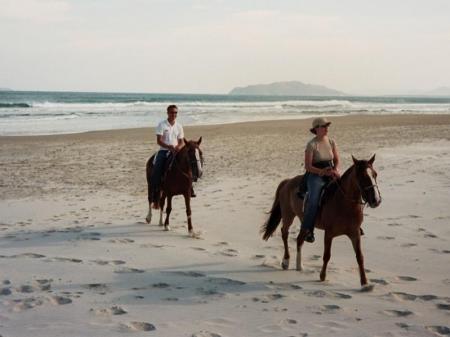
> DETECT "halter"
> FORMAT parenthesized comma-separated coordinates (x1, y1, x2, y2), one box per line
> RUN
(171, 147, 203, 181)
(336, 168, 381, 207)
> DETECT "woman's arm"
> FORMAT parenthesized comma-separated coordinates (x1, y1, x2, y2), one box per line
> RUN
(331, 142, 341, 178)
(305, 150, 327, 176)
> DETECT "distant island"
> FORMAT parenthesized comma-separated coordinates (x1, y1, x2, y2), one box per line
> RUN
(0, 88, 12, 91)
(229, 81, 345, 96)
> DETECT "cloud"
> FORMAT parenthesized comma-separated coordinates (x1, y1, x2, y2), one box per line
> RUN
(0, 0, 71, 23)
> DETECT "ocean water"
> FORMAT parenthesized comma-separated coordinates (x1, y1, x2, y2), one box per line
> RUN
(1, 91, 450, 136)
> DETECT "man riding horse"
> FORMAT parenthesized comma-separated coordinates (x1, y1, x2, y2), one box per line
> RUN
(150, 104, 195, 209)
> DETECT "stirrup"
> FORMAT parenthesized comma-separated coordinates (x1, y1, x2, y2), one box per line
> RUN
(305, 231, 315, 243)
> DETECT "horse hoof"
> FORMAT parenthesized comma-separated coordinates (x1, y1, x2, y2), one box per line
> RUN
(145, 217, 151, 224)
(320, 273, 326, 281)
(158, 222, 164, 227)
(296, 264, 303, 271)
(281, 259, 289, 270)
(164, 225, 170, 231)
(360, 284, 375, 292)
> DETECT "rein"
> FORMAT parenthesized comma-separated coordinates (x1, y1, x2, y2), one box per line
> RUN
(335, 168, 380, 206)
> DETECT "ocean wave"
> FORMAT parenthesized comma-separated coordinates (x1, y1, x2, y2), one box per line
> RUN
(0, 103, 31, 108)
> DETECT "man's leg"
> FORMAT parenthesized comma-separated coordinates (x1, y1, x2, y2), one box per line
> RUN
(150, 151, 168, 204)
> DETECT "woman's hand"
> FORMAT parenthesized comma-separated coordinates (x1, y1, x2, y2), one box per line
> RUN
(330, 169, 341, 179)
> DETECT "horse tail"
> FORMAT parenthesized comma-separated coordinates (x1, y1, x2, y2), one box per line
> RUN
(146, 155, 154, 204)
(261, 179, 288, 241)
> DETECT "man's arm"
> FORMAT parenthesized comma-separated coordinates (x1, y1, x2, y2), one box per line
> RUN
(157, 135, 175, 152)
(175, 138, 185, 152)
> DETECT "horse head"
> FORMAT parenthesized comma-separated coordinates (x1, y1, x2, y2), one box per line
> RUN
(351, 154, 382, 208)
(184, 137, 204, 181)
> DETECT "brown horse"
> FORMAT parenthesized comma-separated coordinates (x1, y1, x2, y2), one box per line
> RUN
(262, 155, 381, 288)
(145, 137, 203, 236)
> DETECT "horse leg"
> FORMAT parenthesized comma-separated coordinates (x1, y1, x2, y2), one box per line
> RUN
(164, 195, 172, 231)
(183, 193, 193, 236)
(281, 215, 294, 270)
(159, 193, 166, 226)
(320, 232, 333, 281)
(296, 228, 308, 271)
(350, 234, 368, 286)
(146, 205, 152, 224)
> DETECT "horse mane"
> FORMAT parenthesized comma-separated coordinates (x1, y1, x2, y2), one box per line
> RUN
(321, 164, 355, 204)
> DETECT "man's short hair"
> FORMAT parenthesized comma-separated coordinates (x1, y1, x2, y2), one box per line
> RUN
(167, 105, 178, 112)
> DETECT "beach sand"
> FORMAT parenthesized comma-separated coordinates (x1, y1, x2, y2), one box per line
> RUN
(1, 115, 450, 337)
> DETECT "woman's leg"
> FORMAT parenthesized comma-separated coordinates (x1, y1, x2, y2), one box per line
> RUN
(301, 174, 326, 242)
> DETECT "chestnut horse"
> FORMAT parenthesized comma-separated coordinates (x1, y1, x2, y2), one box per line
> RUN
(145, 137, 203, 236)
(262, 155, 381, 288)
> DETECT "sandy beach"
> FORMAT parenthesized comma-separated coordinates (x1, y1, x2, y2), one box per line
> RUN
(1, 114, 450, 337)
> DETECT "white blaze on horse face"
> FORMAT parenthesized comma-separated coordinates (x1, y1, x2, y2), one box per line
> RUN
(195, 148, 203, 177)
(366, 168, 381, 204)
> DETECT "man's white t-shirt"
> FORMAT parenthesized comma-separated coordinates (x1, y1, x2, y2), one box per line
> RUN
(156, 119, 184, 151)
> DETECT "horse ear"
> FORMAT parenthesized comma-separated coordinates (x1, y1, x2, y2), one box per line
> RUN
(352, 155, 358, 164)
(368, 154, 376, 165)
(183, 137, 188, 145)
(197, 136, 202, 145)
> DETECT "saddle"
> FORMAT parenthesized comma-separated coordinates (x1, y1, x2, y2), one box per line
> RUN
(297, 160, 334, 199)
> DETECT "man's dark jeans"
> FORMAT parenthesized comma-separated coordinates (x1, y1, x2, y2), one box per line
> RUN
(150, 150, 170, 201)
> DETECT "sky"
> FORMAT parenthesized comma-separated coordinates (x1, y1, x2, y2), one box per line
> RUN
(0, 0, 449, 95)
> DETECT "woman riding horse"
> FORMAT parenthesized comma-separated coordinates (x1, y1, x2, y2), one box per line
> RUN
(301, 117, 341, 243)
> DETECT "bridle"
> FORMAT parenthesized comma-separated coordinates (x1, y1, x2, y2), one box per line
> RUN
(336, 166, 381, 207)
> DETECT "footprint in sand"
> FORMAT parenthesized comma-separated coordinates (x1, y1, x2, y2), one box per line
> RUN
(396, 276, 417, 281)
(0, 288, 12, 296)
(83, 283, 110, 294)
(387, 292, 417, 301)
(370, 278, 389, 285)
(48, 295, 72, 305)
(207, 278, 246, 287)
(190, 247, 207, 251)
(318, 304, 341, 313)
(16, 285, 34, 293)
(33, 279, 52, 291)
(91, 306, 127, 316)
(437, 303, 450, 311)
(92, 259, 126, 266)
(382, 309, 414, 317)
(169, 271, 205, 278)
(114, 267, 144, 274)
(305, 290, 352, 300)
(51, 257, 83, 263)
(252, 254, 265, 259)
(377, 236, 395, 240)
(120, 322, 156, 332)
(152, 282, 171, 289)
(426, 326, 450, 336)
(109, 238, 134, 244)
(15, 253, 46, 259)
(401, 243, 418, 248)
(9, 298, 44, 312)
(191, 331, 222, 337)
(218, 248, 239, 257)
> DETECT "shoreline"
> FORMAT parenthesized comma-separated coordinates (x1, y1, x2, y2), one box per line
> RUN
(0, 114, 449, 141)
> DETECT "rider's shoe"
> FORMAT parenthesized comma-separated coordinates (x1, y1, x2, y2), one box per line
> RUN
(305, 231, 315, 243)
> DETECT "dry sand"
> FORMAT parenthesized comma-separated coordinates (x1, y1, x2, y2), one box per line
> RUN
(0, 115, 450, 337)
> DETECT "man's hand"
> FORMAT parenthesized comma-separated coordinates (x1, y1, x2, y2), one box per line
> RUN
(167, 145, 176, 153)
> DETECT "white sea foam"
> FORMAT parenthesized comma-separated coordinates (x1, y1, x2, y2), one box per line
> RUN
(1, 95, 449, 135)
